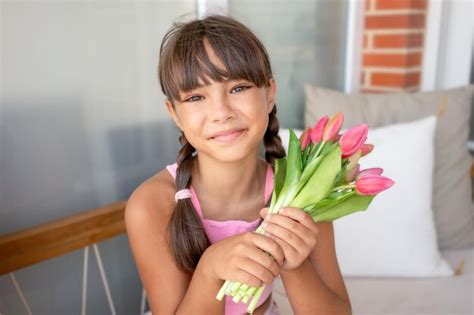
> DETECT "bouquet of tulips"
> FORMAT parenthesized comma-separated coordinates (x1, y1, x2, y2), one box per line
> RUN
(216, 112, 395, 314)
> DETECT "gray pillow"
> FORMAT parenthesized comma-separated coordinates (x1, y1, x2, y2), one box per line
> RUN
(304, 84, 474, 250)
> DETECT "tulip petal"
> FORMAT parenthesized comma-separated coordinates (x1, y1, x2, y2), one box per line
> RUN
(322, 112, 344, 141)
(360, 143, 374, 156)
(355, 175, 395, 195)
(299, 127, 312, 150)
(357, 167, 383, 180)
(310, 116, 329, 143)
(339, 124, 368, 158)
(345, 163, 360, 183)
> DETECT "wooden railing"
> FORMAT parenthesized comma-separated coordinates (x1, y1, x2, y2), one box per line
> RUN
(0, 200, 144, 315)
(0, 200, 127, 275)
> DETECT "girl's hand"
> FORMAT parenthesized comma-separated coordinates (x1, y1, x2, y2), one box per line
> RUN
(201, 231, 285, 288)
(259, 207, 319, 271)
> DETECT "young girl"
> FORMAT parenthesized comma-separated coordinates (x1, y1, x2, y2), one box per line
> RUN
(125, 14, 351, 315)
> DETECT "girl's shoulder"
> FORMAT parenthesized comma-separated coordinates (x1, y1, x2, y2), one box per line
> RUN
(125, 167, 176, 224)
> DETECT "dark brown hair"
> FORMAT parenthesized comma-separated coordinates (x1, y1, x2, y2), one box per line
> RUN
(158, 14, 286, 274)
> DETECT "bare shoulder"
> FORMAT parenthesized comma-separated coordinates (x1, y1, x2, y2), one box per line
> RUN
(125, 168, 176, 223)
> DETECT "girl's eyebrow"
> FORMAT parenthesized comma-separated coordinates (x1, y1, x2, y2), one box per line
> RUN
(183, 79, 249, 93)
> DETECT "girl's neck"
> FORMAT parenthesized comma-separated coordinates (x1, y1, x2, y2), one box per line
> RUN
(191, 153, 267, 211)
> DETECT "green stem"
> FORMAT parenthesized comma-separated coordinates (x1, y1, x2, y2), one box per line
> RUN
(247, 285, 266, 313)
(242, 286, 257, 304)
(315, 140, 325, 157)
(331, 184, 354, 192)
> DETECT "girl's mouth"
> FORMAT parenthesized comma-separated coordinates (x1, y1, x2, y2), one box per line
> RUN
(210, 129, 246, 143)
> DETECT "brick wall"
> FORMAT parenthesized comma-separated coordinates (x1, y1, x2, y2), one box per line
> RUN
(361, 0, 427, 93)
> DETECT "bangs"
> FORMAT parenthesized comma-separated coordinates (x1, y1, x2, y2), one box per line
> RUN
(159, 16, 272, 103)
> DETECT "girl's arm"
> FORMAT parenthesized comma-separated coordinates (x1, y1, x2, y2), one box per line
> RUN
(280, 222, 351, 314)
(125, 176, 225, 314)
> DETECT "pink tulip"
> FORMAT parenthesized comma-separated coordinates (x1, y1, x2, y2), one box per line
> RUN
(322, 112, 344, 141)
(339, 124, 368, 158)
(345, 163, 360, 183)
(360, 143, 374, 156)
(355, 175, 395, 195)
(357, 167, 383, 180)
(310, 116, 329, 143)
(299, 127, 312, 150)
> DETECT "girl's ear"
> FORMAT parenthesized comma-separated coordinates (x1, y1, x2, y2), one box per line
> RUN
(266, 78, 276, 114)
(165, 99, 183, 131)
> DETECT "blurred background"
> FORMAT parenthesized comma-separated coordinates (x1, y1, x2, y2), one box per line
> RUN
(1, 0, 472, 314)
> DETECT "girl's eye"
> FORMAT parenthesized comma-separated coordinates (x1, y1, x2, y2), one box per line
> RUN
(231, 85, 252, 93)
(184, 95, 203, 102)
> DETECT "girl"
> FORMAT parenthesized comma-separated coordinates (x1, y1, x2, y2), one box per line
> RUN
(125, 14, 351, 315)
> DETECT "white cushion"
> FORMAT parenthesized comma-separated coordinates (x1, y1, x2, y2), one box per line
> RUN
(278, 116, 454, 277)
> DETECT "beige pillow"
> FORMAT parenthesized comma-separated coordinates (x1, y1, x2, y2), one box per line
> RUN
(304, 84, 474, 250)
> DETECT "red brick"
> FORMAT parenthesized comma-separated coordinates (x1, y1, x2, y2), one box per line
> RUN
(363, 52, 422, 67)
(371, 72, 420, 87)
(375, 0, 427, 10)
(365, 14, 425, 29)
(365, 0, 371, 11)
(373, 33, 424, 48)
(363, 34, 368, 48)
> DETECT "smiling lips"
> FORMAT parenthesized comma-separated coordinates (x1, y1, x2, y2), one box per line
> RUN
(210, 128, 246, 142)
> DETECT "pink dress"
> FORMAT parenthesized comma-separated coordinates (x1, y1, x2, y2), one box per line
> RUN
(166, 162, 281, 315)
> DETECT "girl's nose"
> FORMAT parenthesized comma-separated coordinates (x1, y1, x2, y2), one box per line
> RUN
(210, 96, 236, 122)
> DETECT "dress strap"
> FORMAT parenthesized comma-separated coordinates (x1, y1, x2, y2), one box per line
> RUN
(264, 163, 274, 206)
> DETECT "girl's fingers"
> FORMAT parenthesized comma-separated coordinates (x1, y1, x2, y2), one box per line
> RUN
(239, 257, 276, 285)
(264, 231, 299, 262)
(264, 214, 314, 251)
(249, 232, 285, 266)
(280, 207, 318, 234)
(262, 221, 306, 255)
(232, 268, 264, 288)
(243, 245, 281, 277)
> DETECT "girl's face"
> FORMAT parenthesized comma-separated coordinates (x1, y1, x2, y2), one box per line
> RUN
(165, 42, 276, 163)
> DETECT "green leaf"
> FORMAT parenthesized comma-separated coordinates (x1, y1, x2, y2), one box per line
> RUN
(311, 194, 375, 222)
(320, 141, 336, 156)
(278, 129, 302, 196)
(290, 145, 342, 209)
(333, 161, 349, 187)
(286, 129, 302, 183)
(313, 191, 355, 209)
(274, 157, 287, 200)
(298, 155, 324, 189)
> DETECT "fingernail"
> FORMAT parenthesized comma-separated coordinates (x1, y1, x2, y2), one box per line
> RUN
(262, 221, 267, 228)
(266, 214, 272, 220)
(264, 232, 271, 237)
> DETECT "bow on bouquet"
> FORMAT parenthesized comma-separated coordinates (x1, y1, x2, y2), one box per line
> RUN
(216, 112, 395, 314)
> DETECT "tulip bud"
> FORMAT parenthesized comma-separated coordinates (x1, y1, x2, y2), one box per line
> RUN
(310, 116, 329, 143)
(339, 124, 368, 158)
(299, 127, 312, 150)
(360, 143, 374, 156)
(322, 112, 344, 141)
(357, 167, 383, 180)
(345, 163, 360, 183)
(355, 175, 395, 195)
(346, 149, 361, 171)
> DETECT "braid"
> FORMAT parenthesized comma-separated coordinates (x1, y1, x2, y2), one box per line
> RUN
(263, 104, 286, 170)
(167, 132, 210, 274)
